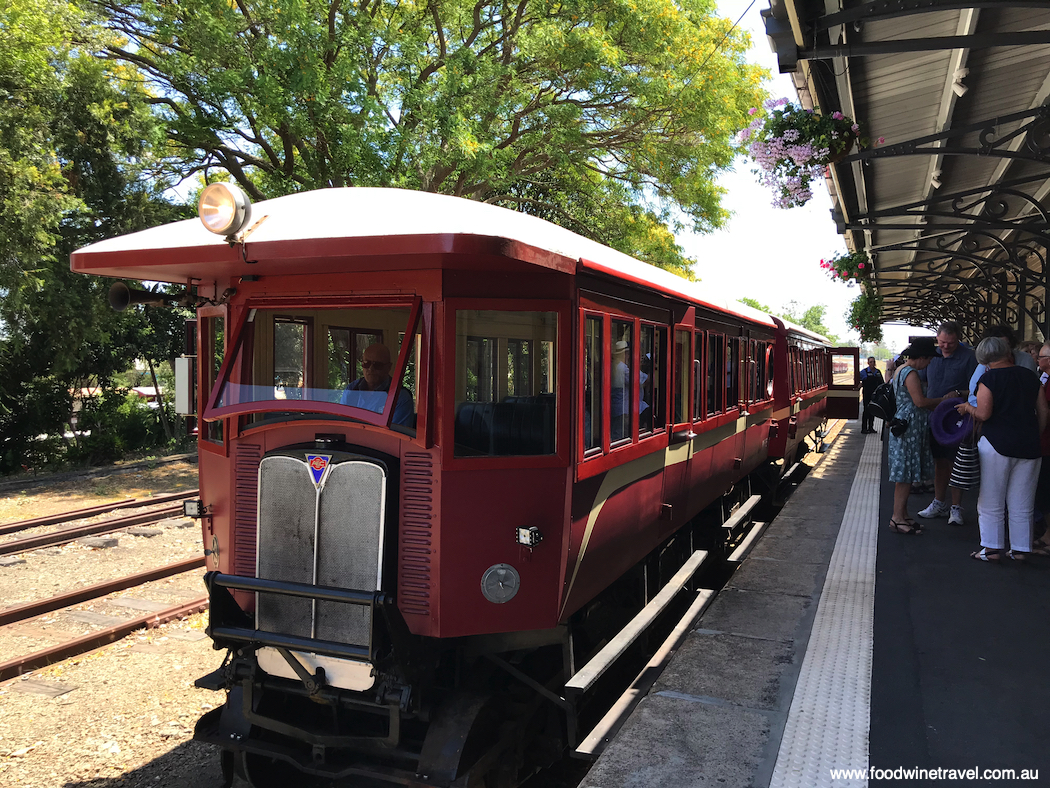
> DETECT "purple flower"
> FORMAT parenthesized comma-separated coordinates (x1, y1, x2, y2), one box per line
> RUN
(851, 123, 860, 133)
(832, 111, 844, 120)
(748, 108, 758, 115)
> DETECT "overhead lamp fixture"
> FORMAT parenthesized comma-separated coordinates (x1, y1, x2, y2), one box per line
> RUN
(930, 170, 942, 190)
(952, 67, 969, 98)
(198, 182, 253, 239)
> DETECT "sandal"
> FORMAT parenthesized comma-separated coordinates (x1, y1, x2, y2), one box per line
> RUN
(1008, 550, 1028, 562)
(1031, 542, 1050, 556)
(971, 547, 1002, 562)
(889, 519, 922, 535)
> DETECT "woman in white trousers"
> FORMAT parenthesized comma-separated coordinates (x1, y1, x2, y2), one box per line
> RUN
(956, 337, 1048, 561)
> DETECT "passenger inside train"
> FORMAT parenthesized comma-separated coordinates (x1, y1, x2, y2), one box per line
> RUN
(341, 343, 415, 426)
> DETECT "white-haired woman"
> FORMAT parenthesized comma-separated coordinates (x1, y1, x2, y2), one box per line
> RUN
(956, 337, 1048, 562)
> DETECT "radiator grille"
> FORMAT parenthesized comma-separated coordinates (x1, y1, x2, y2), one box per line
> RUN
(399, 452, 434, 616)
(255, 451, 386, 648)
(233, 443, 263, 577)
(257, 457, 316, 638)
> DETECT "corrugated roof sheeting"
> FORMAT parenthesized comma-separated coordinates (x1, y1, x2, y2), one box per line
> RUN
(778, 0, 1050, 337)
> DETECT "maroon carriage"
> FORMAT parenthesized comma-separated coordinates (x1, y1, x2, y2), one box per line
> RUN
(71, 186, 837, 786)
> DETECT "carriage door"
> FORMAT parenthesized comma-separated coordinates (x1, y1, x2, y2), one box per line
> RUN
(826, 346, 861, 420)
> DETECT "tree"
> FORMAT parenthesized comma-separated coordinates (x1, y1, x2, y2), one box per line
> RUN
(94, 0, 766, 273)
(738, 296, 772, 313)
(779, 301, 840, 344)
(0, 0, 188, 472)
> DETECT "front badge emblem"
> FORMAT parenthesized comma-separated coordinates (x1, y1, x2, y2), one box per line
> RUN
(306, 454, 332, 489)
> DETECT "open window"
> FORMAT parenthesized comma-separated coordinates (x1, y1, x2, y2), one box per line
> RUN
(204, 301, 420, 434)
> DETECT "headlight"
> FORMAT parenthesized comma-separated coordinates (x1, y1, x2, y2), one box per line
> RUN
(198, 182, 252, 237)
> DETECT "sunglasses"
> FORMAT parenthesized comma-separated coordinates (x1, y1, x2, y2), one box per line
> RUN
(361, 360, 389, 370)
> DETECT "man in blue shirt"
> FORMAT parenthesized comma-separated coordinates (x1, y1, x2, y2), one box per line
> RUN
(859, 357, 884, 433)
(918, 321, 977, 525)
(342, 344, 415, 427)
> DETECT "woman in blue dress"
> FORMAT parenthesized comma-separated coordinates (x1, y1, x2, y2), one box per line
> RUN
(888, 338, 950, 533)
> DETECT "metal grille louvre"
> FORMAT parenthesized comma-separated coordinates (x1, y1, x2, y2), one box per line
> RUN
(233, 443, 263, 577)
(256, 457, 316, 638)
(399, 452, 434, 616)
(315, 461, 386, 645)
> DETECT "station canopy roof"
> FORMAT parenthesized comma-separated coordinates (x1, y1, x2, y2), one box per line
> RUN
(763, 0, 1050, 339)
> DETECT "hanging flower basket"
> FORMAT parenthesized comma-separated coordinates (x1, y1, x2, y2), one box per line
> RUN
(820, 250, 869, 284)
(847, 292, 884, 343)
(738, 99, 867, 208)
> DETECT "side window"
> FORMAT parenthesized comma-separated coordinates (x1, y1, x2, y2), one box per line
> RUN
(584, 315, 603, 453)
(610, 319, 634, 445)
(639, 324, 663, 436)
(707, 333, 724, 416)
(693, 331, 704, 421)
(453, 310, 557, 457)
(765, 344, 775, 399)
(726, 337, 739, 409)
(673, 330, 690, 424)
(202, 315, 224, 443)
(274, 317, 309, 400)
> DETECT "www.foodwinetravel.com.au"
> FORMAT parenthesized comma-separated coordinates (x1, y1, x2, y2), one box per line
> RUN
(829, 767, 1039, 781)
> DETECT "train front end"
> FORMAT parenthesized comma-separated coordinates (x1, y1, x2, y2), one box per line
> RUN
(70, 187, 580, 787)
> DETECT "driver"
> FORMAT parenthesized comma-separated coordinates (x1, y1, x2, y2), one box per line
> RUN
(343, 343, 414, 426)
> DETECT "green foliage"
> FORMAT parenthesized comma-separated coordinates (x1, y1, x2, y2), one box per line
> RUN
(738, 296, 772, 313)
(847, 292, 884, 344)
(97, 0, 767, 271)
(780, 300, 840, 344)
(0, 0, 190, 474)
(66, 390, 172, 467)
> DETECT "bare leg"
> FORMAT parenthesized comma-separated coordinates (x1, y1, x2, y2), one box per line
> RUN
(934, 457, 951, 501)
(893, 483, 914, 523)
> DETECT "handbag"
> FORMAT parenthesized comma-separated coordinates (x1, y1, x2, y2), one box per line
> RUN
(886, 369, 909, 436)
(949, 426, 981, 490)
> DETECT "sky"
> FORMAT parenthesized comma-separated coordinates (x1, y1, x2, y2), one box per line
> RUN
(683, 0, 928, 351)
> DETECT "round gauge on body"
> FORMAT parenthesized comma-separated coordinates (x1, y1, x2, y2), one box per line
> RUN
(480, 563, 520, 604)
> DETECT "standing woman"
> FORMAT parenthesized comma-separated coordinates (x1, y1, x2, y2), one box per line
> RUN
(888, 338, 947, 533)
(956, 337, 1048, 561)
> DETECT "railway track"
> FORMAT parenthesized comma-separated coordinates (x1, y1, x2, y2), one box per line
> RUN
(0, 502, 189, 556)
(0, 490, 198, 536)
(0, 492, 209, 683)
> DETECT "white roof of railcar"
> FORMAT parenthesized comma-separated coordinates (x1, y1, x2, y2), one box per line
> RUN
(73, 187, 775, 328)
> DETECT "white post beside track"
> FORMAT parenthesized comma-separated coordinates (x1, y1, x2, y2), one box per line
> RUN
(768, 429, 882, 788)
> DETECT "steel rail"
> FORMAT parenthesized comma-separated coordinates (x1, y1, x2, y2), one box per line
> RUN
(0, 490, 198, 537)
(0, 504, 185, 556)
(0, 596, 209, 683)
(0, 556, 205, 627)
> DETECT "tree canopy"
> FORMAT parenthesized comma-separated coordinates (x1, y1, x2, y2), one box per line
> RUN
(738, 297, 842, 344)
(94, 0, 765, 274)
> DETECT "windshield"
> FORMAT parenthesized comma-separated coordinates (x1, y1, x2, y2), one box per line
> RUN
(208, 305, 419, 431)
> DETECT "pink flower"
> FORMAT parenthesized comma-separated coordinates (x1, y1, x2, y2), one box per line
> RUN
(748, 108, 758, 115)
(832, 111, 844, 120)
(851, 123, 860, 133)
(858, 263, 865, 269)
(877, 136, 885, 145)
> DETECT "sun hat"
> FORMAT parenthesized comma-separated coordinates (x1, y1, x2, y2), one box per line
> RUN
(613, 340, 629, 353)
(930, 396, 973, 446)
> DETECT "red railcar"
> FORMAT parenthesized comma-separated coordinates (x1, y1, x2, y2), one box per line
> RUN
(71, 186, 837, 786)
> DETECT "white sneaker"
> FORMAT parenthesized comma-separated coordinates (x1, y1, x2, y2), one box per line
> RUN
(918, 499, 951, 518)
(948, 506, 965, 526)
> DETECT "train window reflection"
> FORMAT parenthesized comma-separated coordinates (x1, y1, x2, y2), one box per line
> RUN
(454, 310, 557, 457)
(673, 330, 689, 424)
(584, 316, 602, 453)
(639, 324, 663, 435)
(202, 315, 224, 443)
(212, 307, 414, 425)
(707, 333, 724, 416)
(727, 338, 739, 408)
(610, 319, 634, 445)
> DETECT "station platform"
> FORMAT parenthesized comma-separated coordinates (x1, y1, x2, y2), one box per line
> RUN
(579, 422, 1050, 787)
